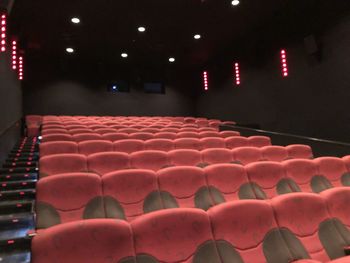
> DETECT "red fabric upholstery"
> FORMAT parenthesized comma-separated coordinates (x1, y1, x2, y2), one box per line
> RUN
(78, 140, 113, 156)
(248, 136, 272, 147)
(144, 139, 174, 152)
(246, 161, 285, 198)
(131, 209, 214, 263)
(130, 150, 169, 171)
(158, 166, 206, 208)
(69, 129, 94, 135)
(225, 136, 249, 149)
(272, 193, 331, 262)
(283, 159, 318, 192)
(32, 220, 134, 263)
(168, 149, 202, 166)
(261, 146, 289, 162)
(118, 128, 139, 134)
(287, 144, 314, 159)
(40, 154, 87, 177)
(42, 134, 74, 143)
(205, 164, 249, 201)
(101, 132, 129, 141)
(40, 141, 78, 157)
(232, 147, 263, 165)
(73, 133, 103, 142)
(174, 138, 202, 150)
(113, 139, 145, 154)
(200, 137, 226, 149)
(87, 152, 130, 176)
(94, 128, 117, 135)
(41, 129, 69, 135)
(102, 169, 158, 221)
(201, 148, 233, 164)
(176, 132, 200, 139)
(315, 157, 347, 187)
(220, 130, 240, 138)
(129, 132, 154, 140)
(154, 132, 177, 139)
(199, 131, 221, 138)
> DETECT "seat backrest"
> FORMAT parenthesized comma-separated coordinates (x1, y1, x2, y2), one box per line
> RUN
(31, 220, 135, 263)
(42, 134, 74, 143)
(69, 129, 94, 135)
(261, 146, 288, 162)
(168, 149, 202, 166)
(248, 136, 272, 147)
(40, 141, 78, 157)
(232, 147, 262, 165)
(272, 193, 333, 262)
(72, 133, 103, 142)
(283, 159, 318, 193)
(174, 138, 202, 150)
(130, 150, 169, 171)
(102, 169, 159, 221)
(113, 139, 145, 154)
(220, 130, 240, 138)
(246, 161, 286, 199)
(119, 128, 139, 134)
(315, 157, 347, 189)
(40, 154, 87, 178)
(101, 132, 129, 141)
(176, 132, 200, 139)
(201, 148, 233, 165)
(144, 139, 174, 152)
(199, 131, 221, 138)
(94, 128, 117, 135)
(78, 140, 113, 156)
(129, 132, 154, 141)
(158, 166, 212, 210)
(286, 144, 313, 159)
(140, 128, 160, 133)
(131, 209, 221, 262)
(41, 129, 69, 135)
(205, 164, 250, 202)
(209, 200, 295, 263)
(154, 132, 177, 139)
(225, 136, 249, 149)
(87, 152, 130, 176)
(200, 137, 226, 149)
(36, 173, 104, 229)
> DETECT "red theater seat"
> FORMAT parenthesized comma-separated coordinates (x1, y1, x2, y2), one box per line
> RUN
(205, 163, 250, 202)
(201, 148, 233, 165)
(209, 200, 296, 263)
(94, 128, 117, 134)
(144, 139, 174, 151)
(174, 138, 202, 150)
(158, 166, 213, 210)
(179, 127, 198, 132)
(200, 137, 226, 149)
(261, 146, 289, 162)
(248, 136, 272, 147)
(41, 129, 69, 135)
(272, 193, 345, 262)
(41, 134, 74, 143)
(160, 128, 180, 133)
(130, 150, 169, 171)
(129, 132, 154, 140)
(103, 169, 159, 221)
(287, 144, 314, 159)
(246, 161, 286, 199)
(168, 149, 202, 166)
(176, 132, 200, 139)
(198, 131, 221, 138)
(225, 136, 249, 149)
(73, 133, 103, 142)
(131, 209, 221, 262)
(118, 128, 139, 134)
(283, 159, 318, 193)
(69, 128, 94, 135)
(315, 157, 346, 189)
(140, 128, 160, 133)
(87, 152, 130, 176)
(40, 141, 78, 157)
(113, 139, 145, 154)
(40, 154, 87, 178)
(101, 132, 129, 141)
(232, 147, 263, 165)
(36, 173, 104, 229)
(31, 220, 134, 263)
(220, 130, 240, 138)
(78, 140, 113, 155)
(154, 132, 177, 140)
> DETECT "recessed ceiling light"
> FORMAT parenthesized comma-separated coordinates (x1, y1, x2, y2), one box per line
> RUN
(194, 34, 201, 40)
(66, 47, 74, 53)
(231, 0, 240, 6)
(121, 53, 128, 58)
(71, 17, 80, 24)
(138, 26, 146, 32)
(169, 57, 175, 63)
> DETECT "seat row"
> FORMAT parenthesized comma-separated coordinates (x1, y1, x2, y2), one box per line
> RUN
(36, 157, 350, 227)
(39, 144, 312, 177)
(32, 189, 350, 263)
(40, 139, 312, 161)
(42, 123, 212, 129)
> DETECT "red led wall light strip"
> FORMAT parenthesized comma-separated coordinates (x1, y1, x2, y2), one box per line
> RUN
(18, 56, 23, 80)
(281, 49, 288, 77)
(203, 71, 208, 91)
(234, 62, 241, 85)
(0, 12, 6, 52)
(12, 40, 17, 70)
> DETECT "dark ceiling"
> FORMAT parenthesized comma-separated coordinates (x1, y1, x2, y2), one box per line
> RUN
(9, 0, 350, 70)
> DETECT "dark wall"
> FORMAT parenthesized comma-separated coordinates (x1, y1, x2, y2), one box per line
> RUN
(23, 59, 196, 117)
(195, 15, 350, 142)
(0, 52, 22, 162)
